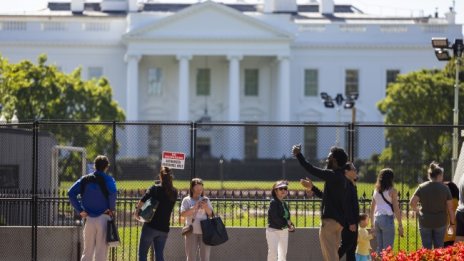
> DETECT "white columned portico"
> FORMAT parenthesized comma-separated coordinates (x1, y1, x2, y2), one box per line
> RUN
(226, 55, 243, 160)
(125, 54, 142, 157)
(177, 55, 192, 121)
(275, 55, 291, 158)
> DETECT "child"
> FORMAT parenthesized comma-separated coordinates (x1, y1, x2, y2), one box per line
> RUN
(356, 213, 374, 261)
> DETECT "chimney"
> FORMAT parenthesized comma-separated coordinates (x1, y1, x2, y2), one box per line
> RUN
(71, 0, 84, 13)
(128, 0, 138, 12)
(263, 0, 297, 13)
(319, 0, 334, 15)
(445, 7, 456, 24)
(100, 0, 128, 12)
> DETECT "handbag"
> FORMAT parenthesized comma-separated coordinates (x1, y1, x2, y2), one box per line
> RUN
(182, 201, 199, 236)
(181, 224, 193, 236)
(200, 213, 228, 246)
(106, 218, 120, 247)
(138, 198, 159, 223)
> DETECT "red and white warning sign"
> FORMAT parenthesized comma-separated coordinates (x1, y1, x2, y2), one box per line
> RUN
(161, 151, 185, 170)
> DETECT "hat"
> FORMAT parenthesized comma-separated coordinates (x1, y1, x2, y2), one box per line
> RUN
(275, 181, 288, 189)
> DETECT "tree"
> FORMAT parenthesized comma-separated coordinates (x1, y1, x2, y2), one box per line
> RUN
(376, 62, 464, 184)
(0, 54, 125, 181)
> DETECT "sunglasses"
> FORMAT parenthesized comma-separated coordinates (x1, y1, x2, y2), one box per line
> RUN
(277, 187, 288, 191)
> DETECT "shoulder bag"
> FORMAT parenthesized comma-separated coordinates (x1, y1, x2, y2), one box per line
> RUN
(106, 217, 120, 247)
(182, 200, 198, 236)
(200, 212, 228, 246)
(380, 190, 394, 212)
(138, 198, 159, 223)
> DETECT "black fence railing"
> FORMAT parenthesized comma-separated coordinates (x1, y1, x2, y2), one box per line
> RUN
(0, 121, 460, 260)
(0, 189, 420, 259)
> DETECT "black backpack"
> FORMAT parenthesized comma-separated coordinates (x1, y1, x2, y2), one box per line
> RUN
(80, 172, 109, 199)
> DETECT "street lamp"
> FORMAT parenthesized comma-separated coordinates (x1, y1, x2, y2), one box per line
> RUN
(320, 92, 358, 150)
(431, 38, 463, 178)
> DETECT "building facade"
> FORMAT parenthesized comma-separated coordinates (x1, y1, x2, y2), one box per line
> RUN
(0, 0, 462, 160)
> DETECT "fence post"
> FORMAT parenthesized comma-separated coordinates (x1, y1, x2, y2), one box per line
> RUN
(112, 121, 117, 179)
(191, 122, 196, 179)
(32, 120, 39, 261)
(348, 123, 355, 162)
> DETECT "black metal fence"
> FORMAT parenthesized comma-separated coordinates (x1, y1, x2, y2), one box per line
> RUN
(0, 121, 461, 260)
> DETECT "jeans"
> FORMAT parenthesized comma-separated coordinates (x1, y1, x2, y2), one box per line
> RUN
(374, 215, 395, 254)
(265, 228, 289, 261)
(419, 225, 446, 249)
(138, 225, 168, 261)
(355, 253, 371, 261)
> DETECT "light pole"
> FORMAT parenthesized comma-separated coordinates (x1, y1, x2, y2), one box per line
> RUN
(431, 38, 463, 178)
(320, 92, 358, 160)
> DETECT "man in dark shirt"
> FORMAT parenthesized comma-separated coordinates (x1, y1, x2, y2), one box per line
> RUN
(302, 162, 359, 261)
(293, 145, 348, 261)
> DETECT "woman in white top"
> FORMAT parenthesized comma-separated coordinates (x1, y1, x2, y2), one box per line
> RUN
(369, 168, 403, 254)
(180, 178, 213, 261)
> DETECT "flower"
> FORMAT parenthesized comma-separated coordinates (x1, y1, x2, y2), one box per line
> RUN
(369, 242, 464, 261)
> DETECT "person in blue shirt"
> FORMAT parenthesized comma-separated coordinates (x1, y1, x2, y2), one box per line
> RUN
(68, 155, 117, 261)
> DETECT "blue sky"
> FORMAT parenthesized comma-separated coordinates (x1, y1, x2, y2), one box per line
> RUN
(0, 0, 462, 25)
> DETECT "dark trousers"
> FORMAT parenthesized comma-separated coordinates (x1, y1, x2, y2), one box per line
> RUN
(338, 227, 358, 261)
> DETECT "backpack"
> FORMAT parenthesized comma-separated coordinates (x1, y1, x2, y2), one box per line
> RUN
(80, 172, 109, 199)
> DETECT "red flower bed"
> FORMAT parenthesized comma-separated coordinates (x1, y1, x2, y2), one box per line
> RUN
(371, 243, 464, 261)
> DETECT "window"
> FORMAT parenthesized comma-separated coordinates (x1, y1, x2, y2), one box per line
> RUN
(148, 125, 161, 157)
(304, 125, 317, 159)
(304, 69, 318, 96)
(386, 70, 400, 91)
(88, 67, 103, 79)
(345, 69, 359, 96)
(245, 125, 258, 159)
(148, 68, 162, 96)
(244, 69, 259, 96)
(196, 68, 210, 96)
(196, 137, 211, 159)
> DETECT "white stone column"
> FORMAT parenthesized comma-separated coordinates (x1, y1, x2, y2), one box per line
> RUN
(227, 55, 242, 121)
(176, 55, 192, 121)
(275, 55, 291, 158)
(124, 54, 141, 157)
(277, 55, 290, 122)
(125, 54, 141, 121)
(226, 55, 243, 160)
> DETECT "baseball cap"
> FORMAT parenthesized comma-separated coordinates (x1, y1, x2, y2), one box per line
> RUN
(275, 181, 288, 189)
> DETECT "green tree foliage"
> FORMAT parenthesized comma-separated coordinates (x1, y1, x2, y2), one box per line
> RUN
(376, 61, 464, 184)
(0, 54, 125, 181)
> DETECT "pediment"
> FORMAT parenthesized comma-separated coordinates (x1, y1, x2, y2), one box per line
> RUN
(125, 1, 291, 40)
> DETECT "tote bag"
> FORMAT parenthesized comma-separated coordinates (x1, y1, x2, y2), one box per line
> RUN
(138, 198, 159, 223)
(200, 214, 228, 246)
(106, 218, 120, 247)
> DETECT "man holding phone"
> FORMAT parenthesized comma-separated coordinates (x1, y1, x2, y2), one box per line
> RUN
(292, 144, 348, 261)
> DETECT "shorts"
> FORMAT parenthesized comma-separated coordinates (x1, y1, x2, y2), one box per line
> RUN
(455, 211, 464, 236)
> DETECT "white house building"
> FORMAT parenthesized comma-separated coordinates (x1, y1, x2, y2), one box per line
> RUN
(0, 0, 462, 160)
